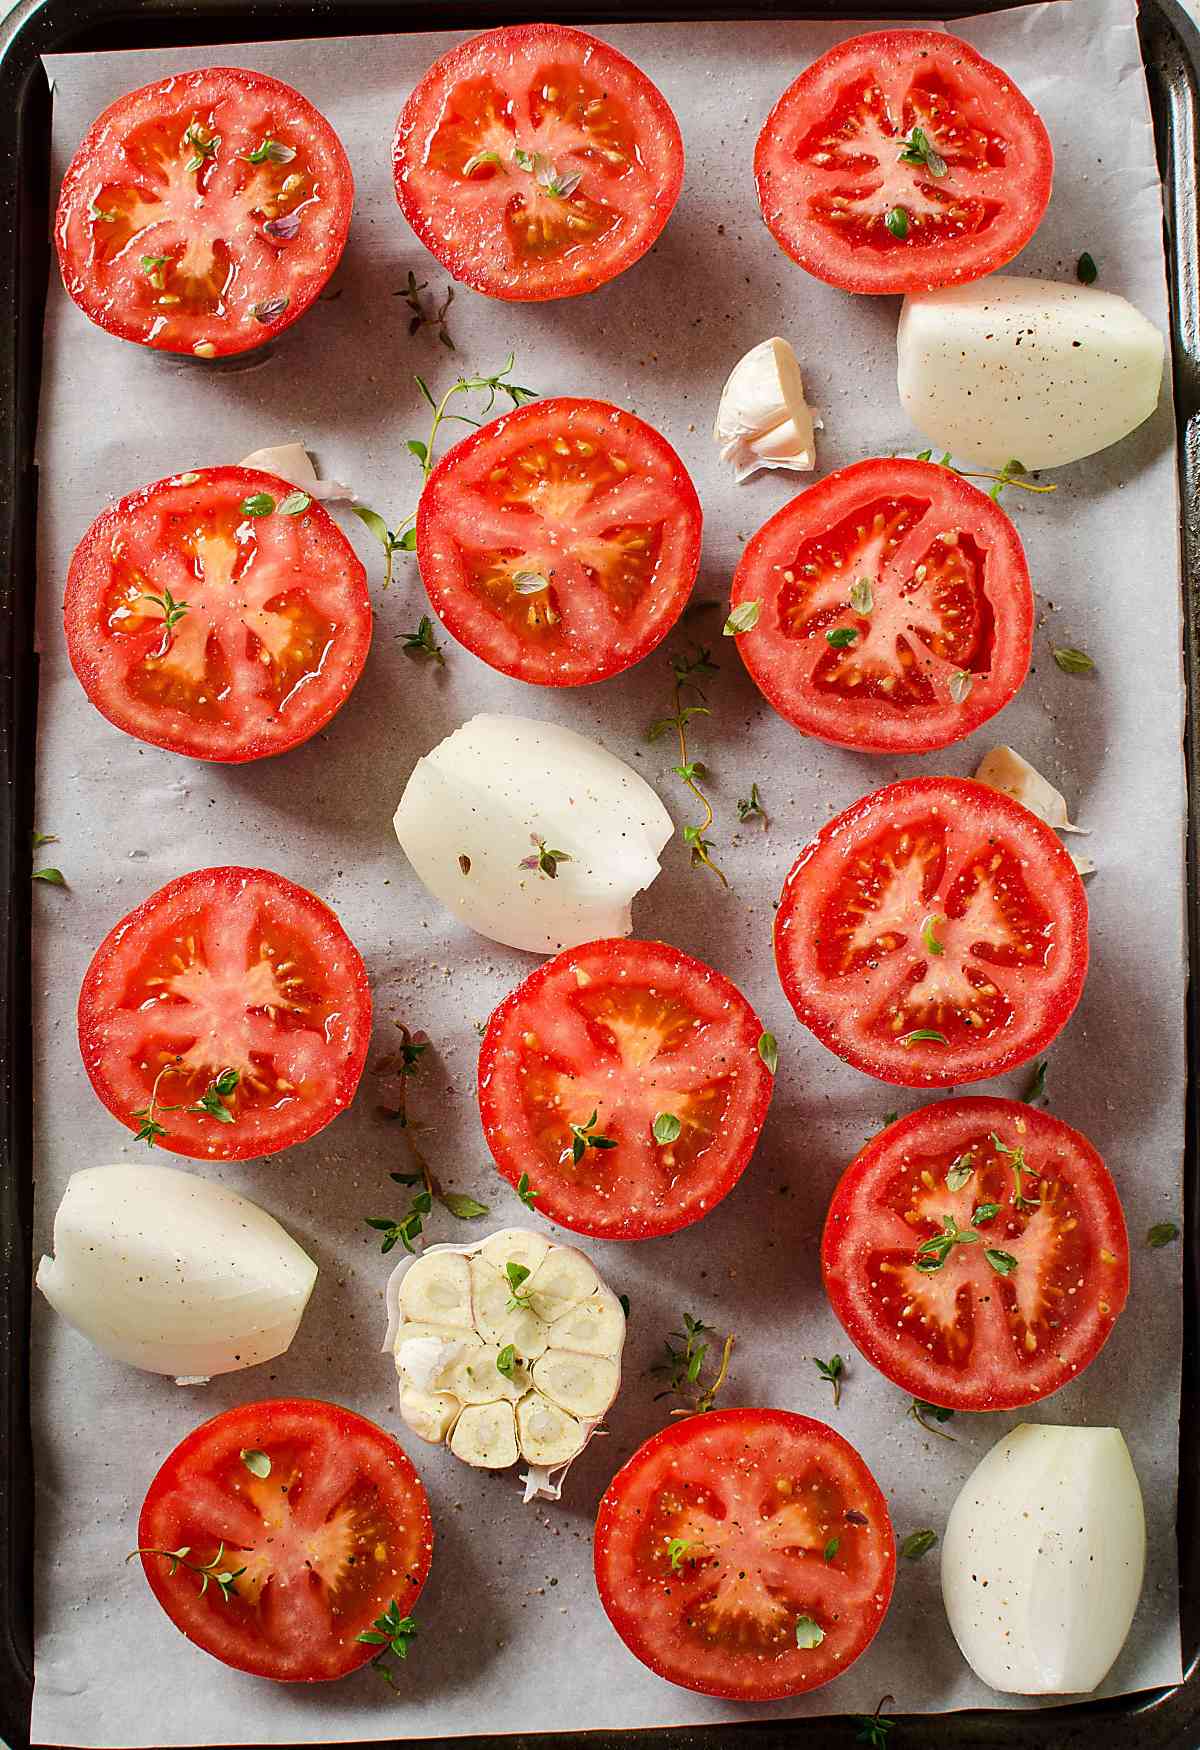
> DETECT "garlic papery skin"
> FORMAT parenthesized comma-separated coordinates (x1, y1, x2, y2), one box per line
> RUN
(36, 1163, 317, 1380)
(383, 1229, 626, 1499)
(713, 337, 818, 481)
(238, 441, 352, 501)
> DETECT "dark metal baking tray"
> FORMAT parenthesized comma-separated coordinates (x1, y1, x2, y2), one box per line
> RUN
(2, 0, 1199, 1744)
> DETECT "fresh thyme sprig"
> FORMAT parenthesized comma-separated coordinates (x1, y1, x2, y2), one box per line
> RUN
(400, 614, 445, 665)
(519, 835, 572, 880)
(139, 584, 189, 654)
(562, 1108, 617, 1165)
(649, 646, 727, 886)
(129, 1541, 244, 1601)
(990, 1131, 1041, 1211)
(913, 448, 1056, 501)
(356, 1600, 418, 1690)
(395, 270, 456, 349)
(131, 1061, 239, 1147)
(367, 1025, 489, 1251)
(853, 1695, 897, 1747)
(814, 1354, 844, 1407)
(909, 1397, 956, 1440)
(653, 1313, 735, 1416)
(737, 783, 768, 828)
(350, 355, 537, 587)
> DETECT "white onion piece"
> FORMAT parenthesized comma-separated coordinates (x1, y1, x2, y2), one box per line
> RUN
(897, 276, 1164, 469)
(36, 1164, 317, 1380)
(394, 714, 673, 953)
(941, 1424, 1145, 1694)
(238, 441, 353, 501)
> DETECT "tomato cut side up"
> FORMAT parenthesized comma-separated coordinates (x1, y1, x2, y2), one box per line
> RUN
(393, 23, 684, 301)
(56, 66, 353, 356)
(729, 458, 1032, 754)
(754, 30, 1053, 295)
(418, 399, 702, 686)
(137, 1399, 433, 1682)
(478, 938, 773, 1239)
(594, 1408, 895, 1700)
(65, 466, 372, 763)
(78, 866, 372, 1160)
(823, 1098, 1129, 1410)
(775, 777, 1088, 1087)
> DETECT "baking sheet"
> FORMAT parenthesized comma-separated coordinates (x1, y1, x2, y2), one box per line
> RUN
(29, 2, 1185, 1742)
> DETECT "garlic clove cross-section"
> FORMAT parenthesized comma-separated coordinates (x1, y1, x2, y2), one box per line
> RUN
(383, 1230, 626, 1501)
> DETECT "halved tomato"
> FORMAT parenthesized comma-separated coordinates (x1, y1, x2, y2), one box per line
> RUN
(775, 777, 1088, 1087)
(393, 23, 683, 301)
(478, 938, 772, 1239)
(137, 1399, 433, 1682)
(729, 458, 1032, 753)
(55, 66, 353, 356)
(418, 399, 702, 686)
(754, 30, 1053, 295)
(78, 867, 372, 1160)
(65, 467, 371, 763)
(822, 1098, 1129, 1410)
(594, 1409, 895, 1700)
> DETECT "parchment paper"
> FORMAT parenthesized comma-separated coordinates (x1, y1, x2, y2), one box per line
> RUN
(30, 2, 1185, 1742)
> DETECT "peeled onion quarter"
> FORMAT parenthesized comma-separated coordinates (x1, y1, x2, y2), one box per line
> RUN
(36, 1163, 316, 1378)
(941, 1423, 1145, 1694)
(393, 713, 673, 954)
(897, 276, 1164, 469)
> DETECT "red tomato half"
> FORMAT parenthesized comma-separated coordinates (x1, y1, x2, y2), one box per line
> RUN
(137, 1399, 432, 1682)
(64, 467, 371, 763)
(393, 24, 683, 301)
(56, 67, 353, 357)
(823, 1098, 1129, 1410)
(755, 30, 1053, 295)
(78, 867, 372, 1160)
(478, 938, 773, 1239)
(418, 399, 702, 686)
(729, 458, 1032, 754)
(775, 777, 1088, 1087)
(594, 1409, 895, 1700)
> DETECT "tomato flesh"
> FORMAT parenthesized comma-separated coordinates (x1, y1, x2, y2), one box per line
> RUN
(775, 777, 1088, 1086)
(754, 30, 1053, 294)
(730, 459, 1031, 753)
(594, 1409, 895, 1699)
(394, 24, 684, 301)
(418, 399, 702, 685)
(822, 1098, 1129, 1410)
(56, 67, 353, 355)
(65, 467, 371, 762)
(77, 867, 372, 1160)
(138, 1399, 433, 1682)
(479, 938, 773, 1238)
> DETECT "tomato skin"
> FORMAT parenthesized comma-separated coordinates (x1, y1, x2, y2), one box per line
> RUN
(478, 938, 773, 1239)
(729, 458, 1032, 754)
(64, 466, 372, 764)
(417, 398, 703, 686)
(137, 1399, 433, 1682)
(77, 866, 372, 1160)
(774, 777, 1088, 1087)
(822, 1098, 1130, 1411)
(56, 67, 353, 357)
(594, 1408, 896, 1700)
(754, 30, 1053, 295)
(393, 24, 684, 302)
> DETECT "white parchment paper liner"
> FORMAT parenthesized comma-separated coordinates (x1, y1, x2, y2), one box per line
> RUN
(30, 2, 1183, 1742)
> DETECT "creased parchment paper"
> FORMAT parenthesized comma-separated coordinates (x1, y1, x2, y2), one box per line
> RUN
(31, 2, 1183, 1742)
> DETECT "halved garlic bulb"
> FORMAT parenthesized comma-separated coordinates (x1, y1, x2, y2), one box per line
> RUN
(713, 337, 818, 481)
(383, 1228, 626, 1500)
